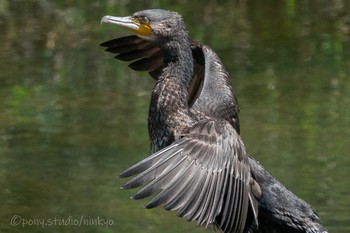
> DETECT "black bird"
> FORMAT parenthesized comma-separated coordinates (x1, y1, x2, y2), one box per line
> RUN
(100, 9, 328, 233)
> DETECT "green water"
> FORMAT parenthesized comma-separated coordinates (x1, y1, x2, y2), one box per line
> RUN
(1, 1, 349, 232)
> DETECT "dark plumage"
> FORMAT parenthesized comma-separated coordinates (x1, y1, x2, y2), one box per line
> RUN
(100, 9, 328, 233)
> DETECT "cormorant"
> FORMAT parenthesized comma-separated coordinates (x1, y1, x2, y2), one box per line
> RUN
(100, 9, 328, 233)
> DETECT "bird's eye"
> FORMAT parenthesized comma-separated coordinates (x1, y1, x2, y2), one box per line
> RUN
(139, 16, 149, 24)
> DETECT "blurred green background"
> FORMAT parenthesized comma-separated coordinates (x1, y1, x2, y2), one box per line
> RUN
(1, 0, 349, 232)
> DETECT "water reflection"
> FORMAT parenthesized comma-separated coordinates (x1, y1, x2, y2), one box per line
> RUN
(0, 1, 349, 233)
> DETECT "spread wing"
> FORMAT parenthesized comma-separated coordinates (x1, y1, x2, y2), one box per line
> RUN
(120, 120, 256, 233)
(100, 35, 164, 79)
(190, 42, 240, 132)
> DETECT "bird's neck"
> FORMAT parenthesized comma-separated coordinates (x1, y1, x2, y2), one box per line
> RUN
(155, 34, 194, 112)
(162, 35, 193, 88)
(149, 34, 195, 148)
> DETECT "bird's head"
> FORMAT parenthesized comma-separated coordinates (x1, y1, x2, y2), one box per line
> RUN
(101, 9, 186, 43)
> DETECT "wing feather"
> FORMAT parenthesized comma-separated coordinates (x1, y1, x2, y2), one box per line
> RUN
(119, 120, 255, 232)
(122, 148, 183, 189)
(145, 160, 198, 208)
(101, 35, 164, 74)
(115, 46, 160, 61)
(120, 141, 184, 178)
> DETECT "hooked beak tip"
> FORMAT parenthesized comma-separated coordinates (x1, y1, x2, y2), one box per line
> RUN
(100, 15, 111, 24)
